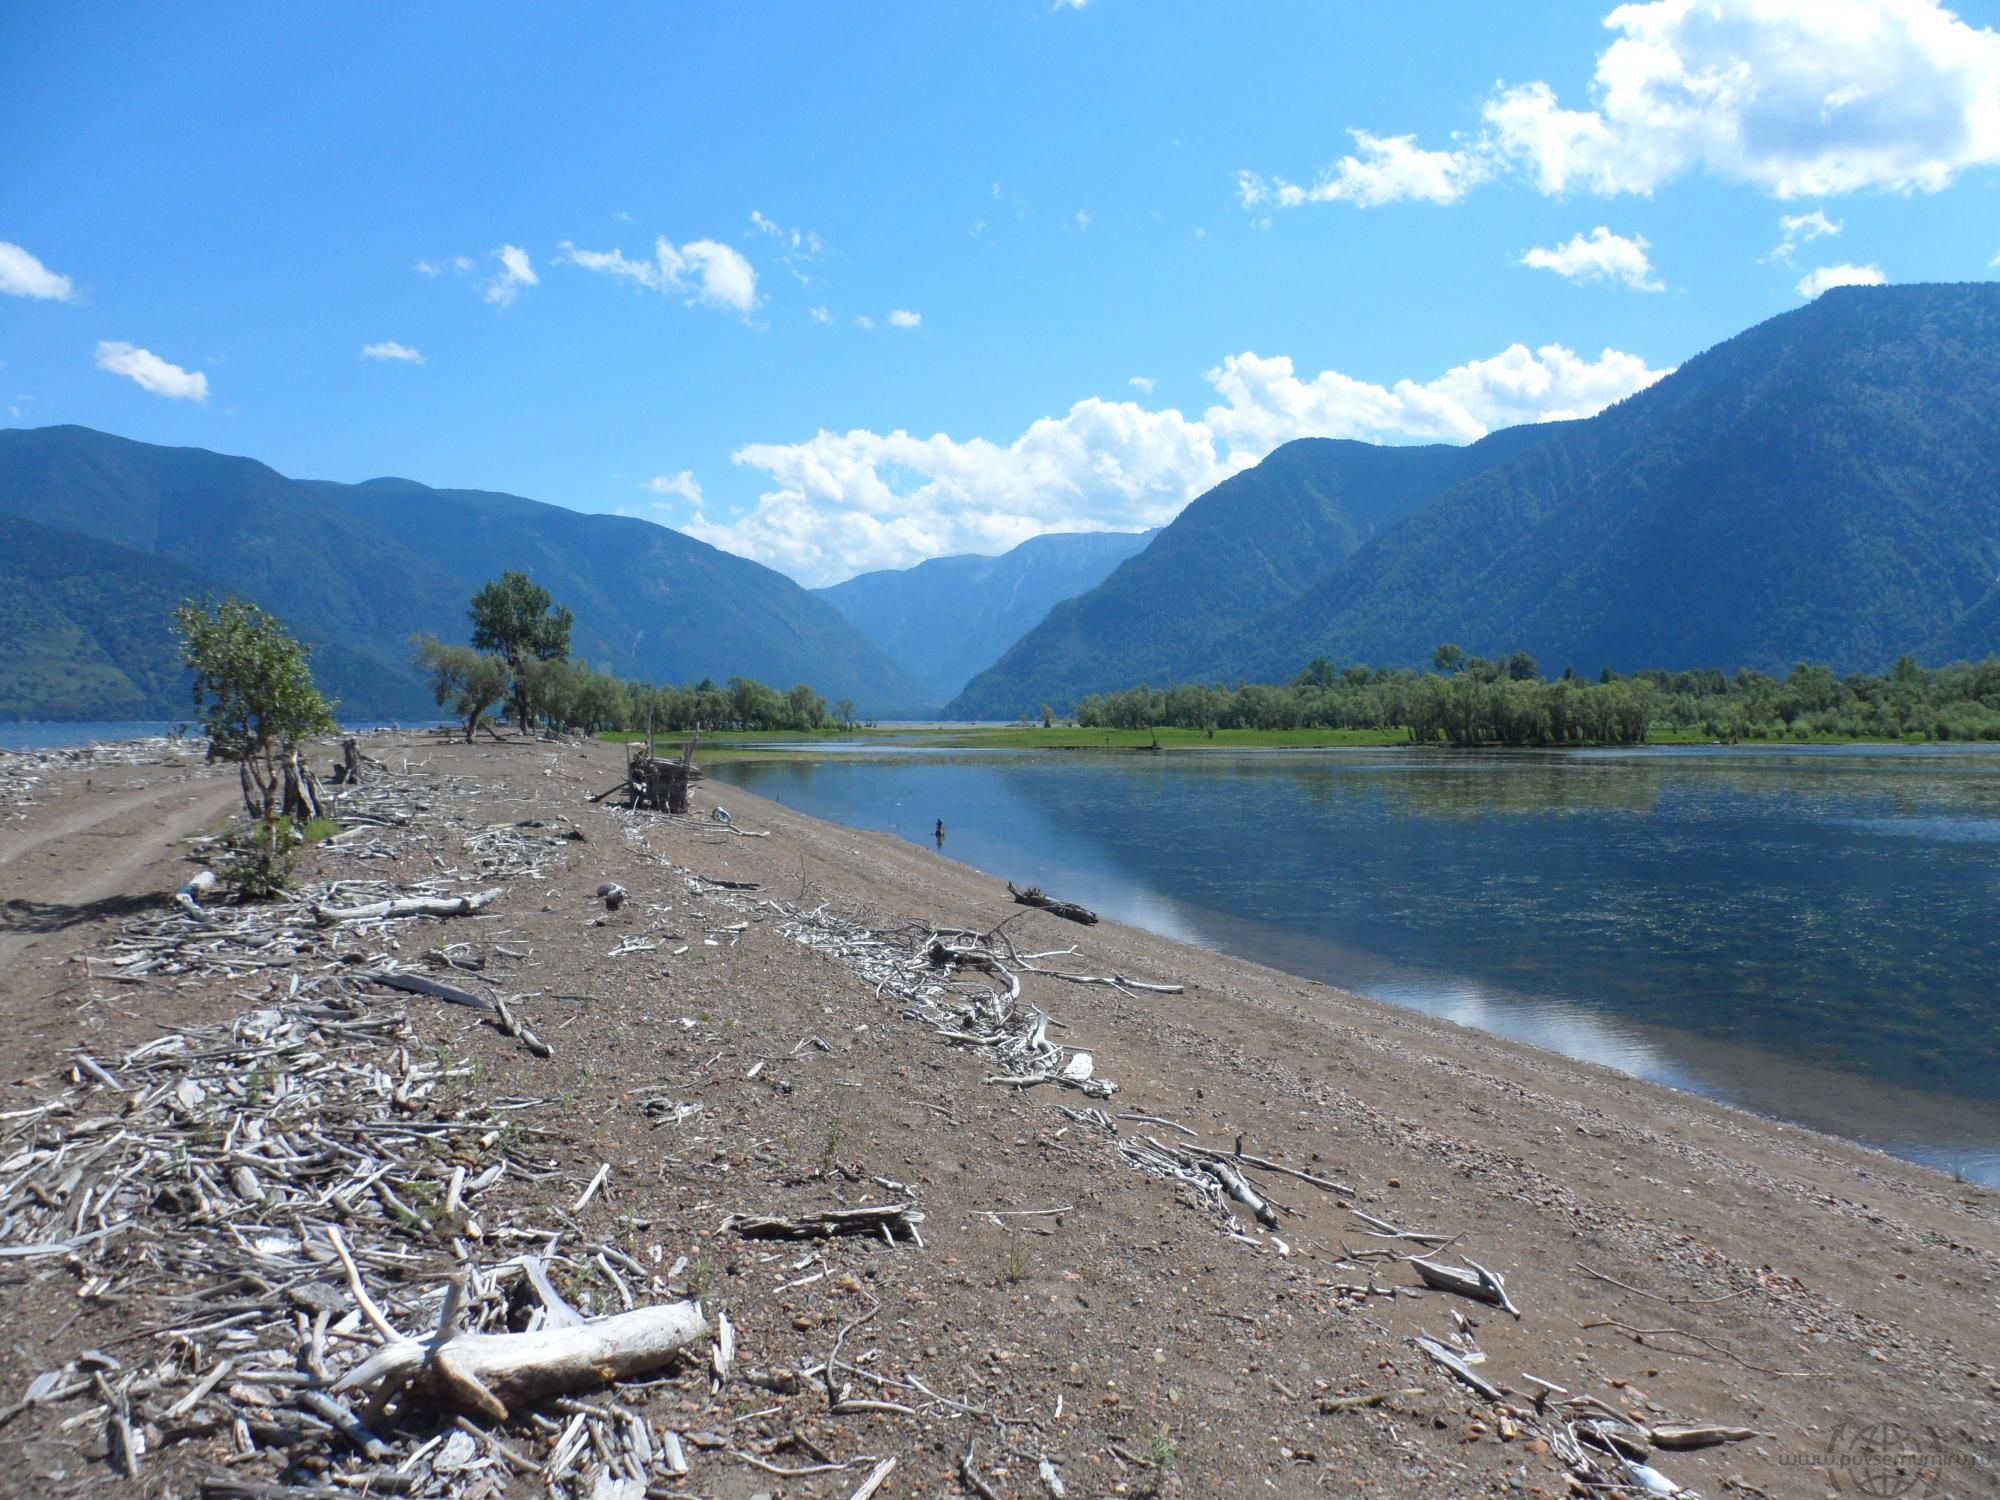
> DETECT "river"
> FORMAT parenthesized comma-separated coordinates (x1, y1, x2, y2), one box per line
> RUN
(726, 743, 2000, 1185)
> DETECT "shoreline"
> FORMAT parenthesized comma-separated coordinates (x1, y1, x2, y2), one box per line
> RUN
(0, 732, 1994, 1496)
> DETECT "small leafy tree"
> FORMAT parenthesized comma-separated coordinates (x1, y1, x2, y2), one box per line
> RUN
(415, 636, 511, 741)
(172, 597, 336, 894)
(469, 571, 574, 729)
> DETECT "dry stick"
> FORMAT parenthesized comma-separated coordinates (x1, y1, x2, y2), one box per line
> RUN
(1572, 1261, 1749, 1308)
(1578, 1319, 1804, 1377)
(1179, 1142, 1355, 1196)
(960, 1441, 1005, 1500)
(848, 1454, 898, 1499)
(324, 1224, 402, 1342)
(573, 1163, 611, 1214)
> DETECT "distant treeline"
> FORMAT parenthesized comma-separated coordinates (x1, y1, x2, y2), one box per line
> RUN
(1074, 650, 2000, 746)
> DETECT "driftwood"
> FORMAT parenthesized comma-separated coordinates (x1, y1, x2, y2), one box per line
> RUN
(313, 887, 501, 924)
(1411, 1257, 1521, 1318)
(1647, 1423, 1757, 1449)
(1411, 1334, 1503, 1402)
(174, 869, 218, 925)
(333, 1295, 709, 1421)
(723, 1202, 925, 1244)
(1200, 1157, 1280, 1228)
(359, 969, 495, 1013)
(1006, 882, 1098, 925)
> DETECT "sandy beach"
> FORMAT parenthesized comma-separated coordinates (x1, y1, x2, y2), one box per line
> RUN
(1, 732, 1994, 1498)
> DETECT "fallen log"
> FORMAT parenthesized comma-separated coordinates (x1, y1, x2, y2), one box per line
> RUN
(1411, 1257, 1521, 1318)
(313, 888, 501, 925)
(722, 1202, 925, 1243)
(358, 969, 495, 1013)
(334, 1298, 708, 1421)
(1006, 882, 1098, 925)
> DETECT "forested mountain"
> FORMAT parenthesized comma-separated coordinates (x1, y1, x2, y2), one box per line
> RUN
(952, 283, 2000, 717)
(0, 427, 935, 719)
(945, 425, 1553, 719)
(814, 529, 1153, 702)
(1225, 283, 2000, 682)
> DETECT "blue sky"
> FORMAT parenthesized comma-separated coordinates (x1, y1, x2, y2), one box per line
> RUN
(4, 0, 1998, 585)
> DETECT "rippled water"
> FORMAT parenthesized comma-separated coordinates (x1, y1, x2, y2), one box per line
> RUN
(728, 744, 2000, 1184)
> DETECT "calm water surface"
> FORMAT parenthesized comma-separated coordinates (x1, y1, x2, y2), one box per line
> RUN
(728, 745, 2000, 1184)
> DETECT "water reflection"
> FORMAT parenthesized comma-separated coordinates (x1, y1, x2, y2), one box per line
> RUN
(728, 745, 2000, 1183)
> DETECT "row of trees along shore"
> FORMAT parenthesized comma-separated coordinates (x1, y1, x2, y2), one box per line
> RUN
(416, 571, 855, 739)
(1075, 648, 2000, 746)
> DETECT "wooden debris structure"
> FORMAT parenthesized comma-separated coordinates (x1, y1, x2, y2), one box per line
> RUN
(1007, 880, 1099, 925)
(599, 736, 703, 813)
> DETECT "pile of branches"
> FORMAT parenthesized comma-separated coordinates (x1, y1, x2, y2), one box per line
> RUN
(0, 974, 715, 1498)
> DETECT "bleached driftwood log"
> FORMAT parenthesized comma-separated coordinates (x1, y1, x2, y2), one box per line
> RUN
(1006, 882, 1098, 925)
(333, 1294, 708, 1421)
(1411, 1256, 1521, 1318)
(313, 887, 501, 924)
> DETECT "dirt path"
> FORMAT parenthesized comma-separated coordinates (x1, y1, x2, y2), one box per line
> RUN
(0, 754, 232, 1056)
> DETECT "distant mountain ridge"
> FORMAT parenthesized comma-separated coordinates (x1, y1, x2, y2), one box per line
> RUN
(949, 283, 2000, 717)
(813, 529, 1153, 703)
(945, 425, 1554, 718)
(0, 426, 936, 720)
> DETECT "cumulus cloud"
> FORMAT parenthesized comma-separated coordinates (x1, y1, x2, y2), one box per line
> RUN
(0, 241, 75, 301)
(681, 342, 1669, 583)
(809, 306, 833, 324)
(1249, 0, 2000, 210)
(1796, 261, 1886, 296)
(559, 235, 757, 314)
(1239, 131, 1493, 208)
(1521, 226, 1663, 290)
(642, 471, 703, 503)
(749, 210, 822, 283)
(485, 245, 538, 306)
(361, 340, 424, 363)
(1129, 376, 1156, 394)
(1769, 208, 1842, 260)
(94, 341, 208, 400)
(854, 314, 875, 330)
(887, 309, 922, 329)
(413, 259, 443, 277)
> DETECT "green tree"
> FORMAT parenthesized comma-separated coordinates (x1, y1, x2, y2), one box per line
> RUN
(469, 571, 574, 729)
(415, 636, 510, 742)
(172, 597, 337, 890)
(1432, 643, 1466, 675)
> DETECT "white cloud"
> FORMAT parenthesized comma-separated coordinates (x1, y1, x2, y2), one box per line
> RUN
(1796, 261, 1886, 296)
(1770, 208, 1842, 260)
(1074, 209, 1093, 231)
(559, 235, 757, 314)
(682, 342, 1669, 583)
(1240, 130, 1493, 208)
(94, 341, 208, 401)
(809, 305, 833, 324)
(642, 471, 703, 503)
(453, 255, 475, 272)
(0, 241, 75, 301)
(887, 309, 922, 329)
(1129, 376, 1156, 393)
(1252, 0, 2000, 210)
(360, 340, 424, 363)
(1520, 226, 1663, 290)
(854, 314, 874, 330)
(485, 245, 538, 306)
(413, 258, 442, 277)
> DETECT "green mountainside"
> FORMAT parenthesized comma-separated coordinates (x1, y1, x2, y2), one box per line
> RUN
(1225, 282, 2000, 682)
(0, 427, 935, 720)
(814, 529, 1153, 703)
(945, 426, 1552, 719)
(952, 283, 2000, 716)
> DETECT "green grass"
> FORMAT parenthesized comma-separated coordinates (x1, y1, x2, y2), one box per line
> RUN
(602, 721, 1961, 762)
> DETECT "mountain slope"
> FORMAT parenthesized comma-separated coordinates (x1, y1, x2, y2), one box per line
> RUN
(945, 426, 1553, 718)
(814, 529, 1153, 702)
(0, 514, 220, 719)
(1224, 282, 2000, 680)
(0, 427, 936, 719)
